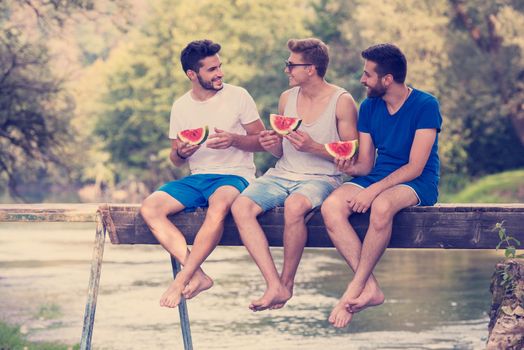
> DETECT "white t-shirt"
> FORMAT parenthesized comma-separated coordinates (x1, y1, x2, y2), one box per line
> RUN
(169, 83, 260, 180)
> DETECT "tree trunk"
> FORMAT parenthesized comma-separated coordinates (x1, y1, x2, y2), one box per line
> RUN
(487, 259, 524, 349)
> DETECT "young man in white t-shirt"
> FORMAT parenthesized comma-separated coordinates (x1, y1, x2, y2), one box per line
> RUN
(140, 39, 265, 308)
(231, 38, 358, 312)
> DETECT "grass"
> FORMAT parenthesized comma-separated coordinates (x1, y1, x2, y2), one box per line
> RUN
(441, 169, 524, 203)
(36, 304, 62, 320)
(0, 322, 79, 350)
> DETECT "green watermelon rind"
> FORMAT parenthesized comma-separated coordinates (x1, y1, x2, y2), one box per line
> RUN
(269, 114, 302, 135)
(178, 125, 209, 145)
(325, 140, 359, 159)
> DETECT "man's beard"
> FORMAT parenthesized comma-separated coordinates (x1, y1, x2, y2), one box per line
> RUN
(365, 82, 386, 98)
(197, 74, 223, 91)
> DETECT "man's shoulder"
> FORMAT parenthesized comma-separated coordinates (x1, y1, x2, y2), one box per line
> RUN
(412, 88, 439, 107)
(221, 83, 252, 97)
(359, 96, 381, 111)
(280, 86, 299, 97)
(172, 90, 192, 107)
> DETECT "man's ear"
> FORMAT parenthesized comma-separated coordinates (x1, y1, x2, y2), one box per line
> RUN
(382, 74, 394, 87)
(308, 65, 316, 77)
(186, 69, 196, 81)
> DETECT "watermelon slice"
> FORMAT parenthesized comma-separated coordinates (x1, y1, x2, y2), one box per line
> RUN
(269, 114, 302, 135)
(177, 125, 209, 145)
(324, 140, 359, 159)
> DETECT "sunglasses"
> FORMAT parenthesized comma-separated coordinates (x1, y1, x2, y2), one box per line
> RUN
(284, 60, 313, 69)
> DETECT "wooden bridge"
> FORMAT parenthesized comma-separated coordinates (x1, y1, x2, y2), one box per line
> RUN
(1, 203, 523, 349)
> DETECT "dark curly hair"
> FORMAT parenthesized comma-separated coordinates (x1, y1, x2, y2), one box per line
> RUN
(361, 43, 407, 83)
(181, 39, 221, 73)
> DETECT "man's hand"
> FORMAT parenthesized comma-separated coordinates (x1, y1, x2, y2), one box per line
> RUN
(259, 130, 282, 152)
(177, 142, 200, 159)
(347, 186, 380, 213)
(285, 130, 317, 153)
(335, 157, 358, 176)
(207, 127, 236, 149)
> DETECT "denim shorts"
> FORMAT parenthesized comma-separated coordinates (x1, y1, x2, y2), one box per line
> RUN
(158, 174, 249, 212)
(347, 172, 439, 206)
(240, 174, 337, 212)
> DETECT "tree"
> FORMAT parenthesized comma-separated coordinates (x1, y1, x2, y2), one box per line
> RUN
(95, 0, 311, 189)
(447, 0, 524, 176)
(0, 0, 129, 201)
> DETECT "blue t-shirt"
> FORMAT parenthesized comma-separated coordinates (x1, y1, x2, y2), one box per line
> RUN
(357, 88, 442, 181)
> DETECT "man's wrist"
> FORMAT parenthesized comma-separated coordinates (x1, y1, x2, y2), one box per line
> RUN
(176, 149, 187, 160)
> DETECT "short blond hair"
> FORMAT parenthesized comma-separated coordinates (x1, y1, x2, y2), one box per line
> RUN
(287, 38, 329, 77)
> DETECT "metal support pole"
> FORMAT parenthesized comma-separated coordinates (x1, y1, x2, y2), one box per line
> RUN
(80, 212, 107, 350)
(170, 256, 193, 350)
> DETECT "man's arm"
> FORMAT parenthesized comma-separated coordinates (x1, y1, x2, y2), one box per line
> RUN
(285, 93, 358, 159)
(206, 119, 265, 151)
(169, 139, 199, 167)
(337, 131, 376, 176)
(349, 128, 437, 213)
(336, 93, 359, 141)
(259, 90, 291, 158)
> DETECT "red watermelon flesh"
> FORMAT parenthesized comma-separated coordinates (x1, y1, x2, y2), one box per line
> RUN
(324, 140, 359, 159)
(178, 125, 209, 145)
(269, 114, 302, 135)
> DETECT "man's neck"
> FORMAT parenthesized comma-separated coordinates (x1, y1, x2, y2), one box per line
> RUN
(191, 84, 219, 102)
(299, 78, 330, 100)
(382, 84, 411, 111)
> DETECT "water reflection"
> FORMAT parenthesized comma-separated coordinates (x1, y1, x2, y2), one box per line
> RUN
(0, 223, 498, 349)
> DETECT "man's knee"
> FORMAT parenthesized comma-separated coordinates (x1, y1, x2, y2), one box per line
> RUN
(321, 192, 350, 221)
(284, 195, 311, 222)
(140, 195, 163, 222)
(231, 196, 260, 222)
(370, 197, 395, 230)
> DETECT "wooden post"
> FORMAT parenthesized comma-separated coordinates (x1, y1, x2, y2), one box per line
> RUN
(80, 212, 107, 350)
(170, 256, 194, 350)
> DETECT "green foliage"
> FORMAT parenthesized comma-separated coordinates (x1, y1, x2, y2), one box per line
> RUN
(95, 0, 310, 189)
(494, 222, 524, 259)
(494, 222, 524, 294)
(0, 321, 78, 350)
(36, 303, 62, 320)
(4, 0, 524, 200)
(445, 1, 524, 177)
(443, 169, 524, 203)
(0, 10, 74, 199)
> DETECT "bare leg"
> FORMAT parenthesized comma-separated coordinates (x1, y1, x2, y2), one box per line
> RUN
(321, 184, 383, 328)
(167, 186, 240, 307)
(323, 185, 418, 327)
(140, 192, 204, 307)
(140, 186, 240, 308)
(231, 196, 291, 311)
(270, 194, 312, 310)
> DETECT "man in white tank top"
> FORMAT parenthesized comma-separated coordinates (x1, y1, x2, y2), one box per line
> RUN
(140, 40, 265, 309)
(232, 38, 358, 312)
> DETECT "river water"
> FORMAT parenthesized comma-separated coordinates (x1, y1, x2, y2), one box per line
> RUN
(0, 222, 499, 349)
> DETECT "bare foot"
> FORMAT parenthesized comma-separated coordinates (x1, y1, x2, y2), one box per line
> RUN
(249, 284, 292, 312)
(327, 281, 364, 328)
(160, 281, 184, 308)
(182, 273, 214, 300)
(345, 283, 385, 313)
(269, 281, 294, 310)
(328, 301, 354, 328)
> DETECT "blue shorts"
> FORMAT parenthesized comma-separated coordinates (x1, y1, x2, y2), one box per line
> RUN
(158, 174, 249, 212)
(347, 173, 439, 206)
(240, 174, 337, 212)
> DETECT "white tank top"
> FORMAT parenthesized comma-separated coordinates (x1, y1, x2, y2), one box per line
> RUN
(266, 86, 346, 183)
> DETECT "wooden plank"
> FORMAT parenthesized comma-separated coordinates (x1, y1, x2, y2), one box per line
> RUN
(0, 203, 99, 222)
(98, 204, 524, 249)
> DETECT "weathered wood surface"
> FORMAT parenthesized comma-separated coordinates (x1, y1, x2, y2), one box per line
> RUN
(0, 203, 99, 222)
(99, 203, 524, 249)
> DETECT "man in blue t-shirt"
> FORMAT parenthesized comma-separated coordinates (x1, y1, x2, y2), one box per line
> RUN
(321, 43, 442, 328)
